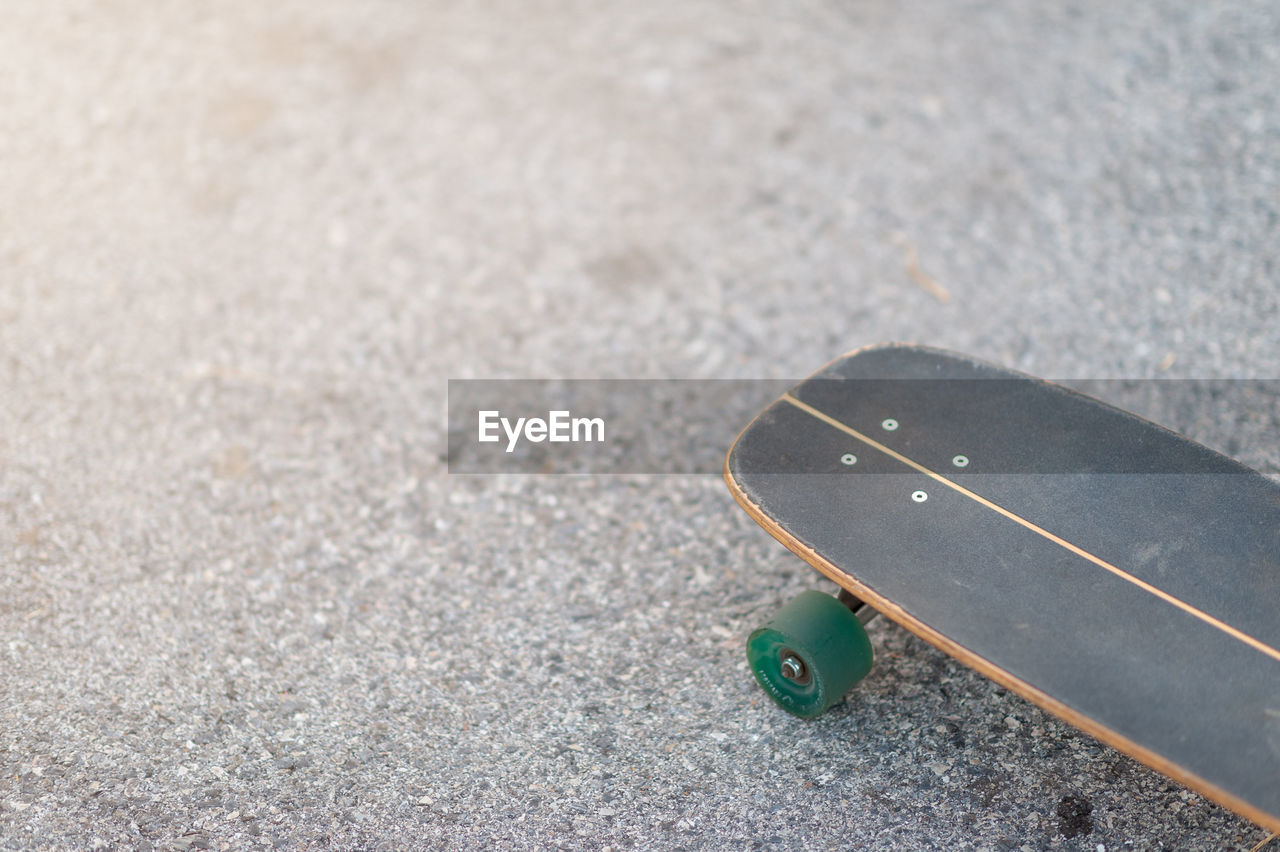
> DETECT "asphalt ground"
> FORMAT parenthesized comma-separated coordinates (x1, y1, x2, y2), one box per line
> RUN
(2, 2, 1279, 850)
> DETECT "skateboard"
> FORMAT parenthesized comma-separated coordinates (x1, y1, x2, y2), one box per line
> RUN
(724, 344, 1280, 833)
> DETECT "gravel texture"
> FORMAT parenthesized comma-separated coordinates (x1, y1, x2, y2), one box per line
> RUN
(2, 1, 1279, 850)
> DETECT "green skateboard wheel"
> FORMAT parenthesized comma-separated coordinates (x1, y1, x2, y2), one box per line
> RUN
(746, 590, 874, 718)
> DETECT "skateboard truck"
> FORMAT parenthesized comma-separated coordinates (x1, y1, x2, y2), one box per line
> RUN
(837, 588, 877, 625)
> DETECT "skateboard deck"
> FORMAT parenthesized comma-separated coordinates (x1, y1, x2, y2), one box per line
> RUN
(724, 344, 1280, 833)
